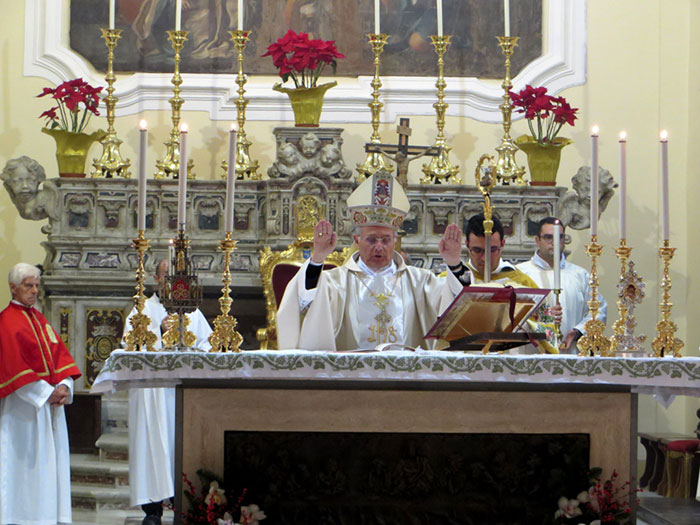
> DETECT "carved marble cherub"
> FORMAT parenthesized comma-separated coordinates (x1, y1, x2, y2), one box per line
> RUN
(319, 143, 351, 179)
(1, 156, 58, 221)
(559, 166, 618, 230)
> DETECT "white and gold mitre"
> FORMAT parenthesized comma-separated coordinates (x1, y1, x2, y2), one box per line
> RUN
(347, 171, 409, 230)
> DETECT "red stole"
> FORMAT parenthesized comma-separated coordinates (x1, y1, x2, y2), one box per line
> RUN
(0, 302, 81, 399)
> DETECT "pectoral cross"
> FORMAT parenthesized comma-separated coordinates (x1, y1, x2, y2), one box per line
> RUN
(364, 118, 440, 188)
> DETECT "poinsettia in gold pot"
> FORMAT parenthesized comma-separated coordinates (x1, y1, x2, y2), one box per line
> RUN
(38, 78, 106, 177)
(510, 85, 578, 186)
(263, 29, 344, 127)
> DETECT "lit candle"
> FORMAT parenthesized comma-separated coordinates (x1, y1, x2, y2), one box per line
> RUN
(374, 0, 380, 34)
(109, 0, 115, 30)
(619, 131, 627, 240)
(437, 0, 443, 37)
(504, 0, 510, 37)
(138, 120, 148, 232)
(553, 221, 561, 290)
(225, 124, 238, 233)
(177, 123, 188, 230)
(590, 125, 599, 237)
(238, 0, 244, 30)
(660, 130, 669, 240)
(175, 0, 182, 31)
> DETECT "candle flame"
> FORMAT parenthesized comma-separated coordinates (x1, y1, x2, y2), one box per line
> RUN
(230, 122, 239, 132)
(180, 123, 188, 133)
(139, 119, 148, 130)
(591, 125, 599, 136)
(169, 238, 174, 245)
(660, 130, 668, 141)
(619, 131, 627, 141)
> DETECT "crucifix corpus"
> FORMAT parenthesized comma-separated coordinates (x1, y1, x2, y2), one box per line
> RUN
(364, 118, 440, 188)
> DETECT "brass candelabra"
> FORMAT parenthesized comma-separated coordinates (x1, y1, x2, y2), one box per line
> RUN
(92, 28, 131, 179)
(552, 289, 563, 348)
(421, 35, 460, 184)
(475, 153, 496, 283)
(651, 240, 684, 357)
(356, 33, 393, 182)
(208, 232, 244, 352)
(577, 236, 612, 356)
(495, 36, 526, 185)
(155, 30, 195, 179)
(124, 231, 157, 351)
(221, 30, 260, 181)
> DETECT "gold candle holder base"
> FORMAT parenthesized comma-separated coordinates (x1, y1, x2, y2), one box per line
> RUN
(356, 33, 394, 182)
(92, 28, 131, 179)
(552, 289, 563, 348)
(495, 36, 526, 185)
(577, 236, 612, 356)
(155, 30, 195, 180)
(124, 232, 157, 351)
(610, 240, 647, 354)
(651, 240, 684, 357)
(162, 312, 197, 349)
(209, 233, 244, 352)
(421, 35, 460, 185)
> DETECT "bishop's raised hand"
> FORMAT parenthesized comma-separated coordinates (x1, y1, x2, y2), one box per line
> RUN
(311, 220, 337, 263)
(439, 223, 463, 267)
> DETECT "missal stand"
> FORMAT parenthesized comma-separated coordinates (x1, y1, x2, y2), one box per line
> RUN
(426, 285, 550, 353)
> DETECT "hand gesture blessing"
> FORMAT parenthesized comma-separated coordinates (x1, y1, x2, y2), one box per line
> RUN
(439, 223, 463, 267)
(311, 220, 337, 263)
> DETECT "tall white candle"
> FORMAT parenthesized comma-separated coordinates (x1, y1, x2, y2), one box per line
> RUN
(138, 120, 148, 231)
(504, 0, 510, 37)
(238, 0, 244, 30)
(175, 0, 182, 31)
(553, 222, 561, 290)
(225, 124, 238, 233)
(437, 0, 443, 37)
(660, 130, 669, 240)
(177, 124, 188, 230)
(109, 0, 115, 29)
(590, 125, 599, 237)
(374, 0, 380, 34)
(619, 131, 627, 240)
(168, 239, 175, 277)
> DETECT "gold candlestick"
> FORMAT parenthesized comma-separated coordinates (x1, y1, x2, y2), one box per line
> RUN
(155, 30, 195, 179)
(221, 30, 260, 181)
(92, 28, 131, 179)
(421, 35, 460, 184)
(356, 33, 394, 182)
(610, 241, 647, 354)
(577, 236, 612, 356)
(208, 232, 244, 352)
(495, 36, 526, 185)
(124, 231, 157, 351)
(553, 289, 563, 347)
(651, 240, 684, 357)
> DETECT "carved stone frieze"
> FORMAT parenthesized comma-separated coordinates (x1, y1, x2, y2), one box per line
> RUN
(267, 128, 352, 180)
(101, 199, 124, 228)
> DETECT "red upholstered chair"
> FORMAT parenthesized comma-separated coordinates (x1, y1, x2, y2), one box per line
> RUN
(663, 439, 700, 498)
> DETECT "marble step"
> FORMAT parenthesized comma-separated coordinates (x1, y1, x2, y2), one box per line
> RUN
(71, 481, 131, 512)
(96, 431, 129, 461)
(101, 392, 129, 433)
(71, 453, 129, 488)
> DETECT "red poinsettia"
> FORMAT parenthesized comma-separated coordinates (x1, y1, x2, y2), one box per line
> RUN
(37, 78, 103, 133)
(510, 85, 578, 145)
(262, 30, 344, 89)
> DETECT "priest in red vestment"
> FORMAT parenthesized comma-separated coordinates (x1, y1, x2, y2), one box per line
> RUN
(0, 262, 81, 525)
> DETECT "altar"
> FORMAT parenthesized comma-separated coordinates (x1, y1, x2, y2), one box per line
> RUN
(92, 350, 700, 523)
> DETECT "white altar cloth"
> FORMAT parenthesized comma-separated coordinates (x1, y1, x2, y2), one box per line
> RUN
(92, 350, 700, 399)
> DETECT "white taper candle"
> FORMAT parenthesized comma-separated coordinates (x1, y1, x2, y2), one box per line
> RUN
(225, 124, 238, 233)
(374, 0, 380, 34)
(660, 130, 669, 241)
(553, 222, 561, 290)
(177, 124, 188, 230)
(109, 0, 115, 29)
(619, 132, 627, 240)
(138, 120, 148, 231)
(437, 0, 443, 37)
(504, 0, 510, 37)
(590, 126, 599, 237)
(238, 0, 244, 30)
(175, 0, 182, 31)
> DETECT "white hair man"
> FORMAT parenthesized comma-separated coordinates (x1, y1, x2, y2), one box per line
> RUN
(0, 262, 81, 524)
(121, 258, 213, 525)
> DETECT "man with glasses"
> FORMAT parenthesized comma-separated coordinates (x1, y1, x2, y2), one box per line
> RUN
(517, 217, 607, 353)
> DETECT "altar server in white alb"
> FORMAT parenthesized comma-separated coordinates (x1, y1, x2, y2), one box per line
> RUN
(122, 259, 213, 525)
(277, 170, 466, 351)
(517, 217, 607, 353)
(0, 263, 82, 525)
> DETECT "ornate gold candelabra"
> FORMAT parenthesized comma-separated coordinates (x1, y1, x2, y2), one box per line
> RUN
(356, 33, 393, 182)
(475, 154, 496, 285)
(421, 35, 460, 184)
(552, 289, 563, 347)
(651, 240, 684, 357)
(124, 231, 157, 351)
(208, 232, 244, 352)
(92, 28, 131, 178)
(577, 236, 612, 356)
(610, 241, 646, 353)
(155, 30, 195, 179)
(221, 30, 260, 180)
(495, 36, 526, 185)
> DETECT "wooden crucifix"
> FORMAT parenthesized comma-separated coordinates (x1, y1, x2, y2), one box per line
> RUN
(364, 117, 440, 188)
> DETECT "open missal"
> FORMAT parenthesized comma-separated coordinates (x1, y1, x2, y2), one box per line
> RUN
(425, 285, 550, 352)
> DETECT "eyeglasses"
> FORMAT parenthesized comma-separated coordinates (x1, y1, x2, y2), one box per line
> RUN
(468, 246, 502, 256)
(362, 236, 394, 246)
(538, 234, 565, 242)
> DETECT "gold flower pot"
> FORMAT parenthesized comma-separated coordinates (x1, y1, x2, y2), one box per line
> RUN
(273, 81, 337, 127)
(515, 135, 573, 186)
(42, 128, 106, 177)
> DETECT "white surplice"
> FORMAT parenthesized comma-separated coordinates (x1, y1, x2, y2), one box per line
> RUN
(517, 251, 608, 345)
(0, 377, 74, 525)
(277, 252, 462, 351)
(122, 294, 212, 506)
